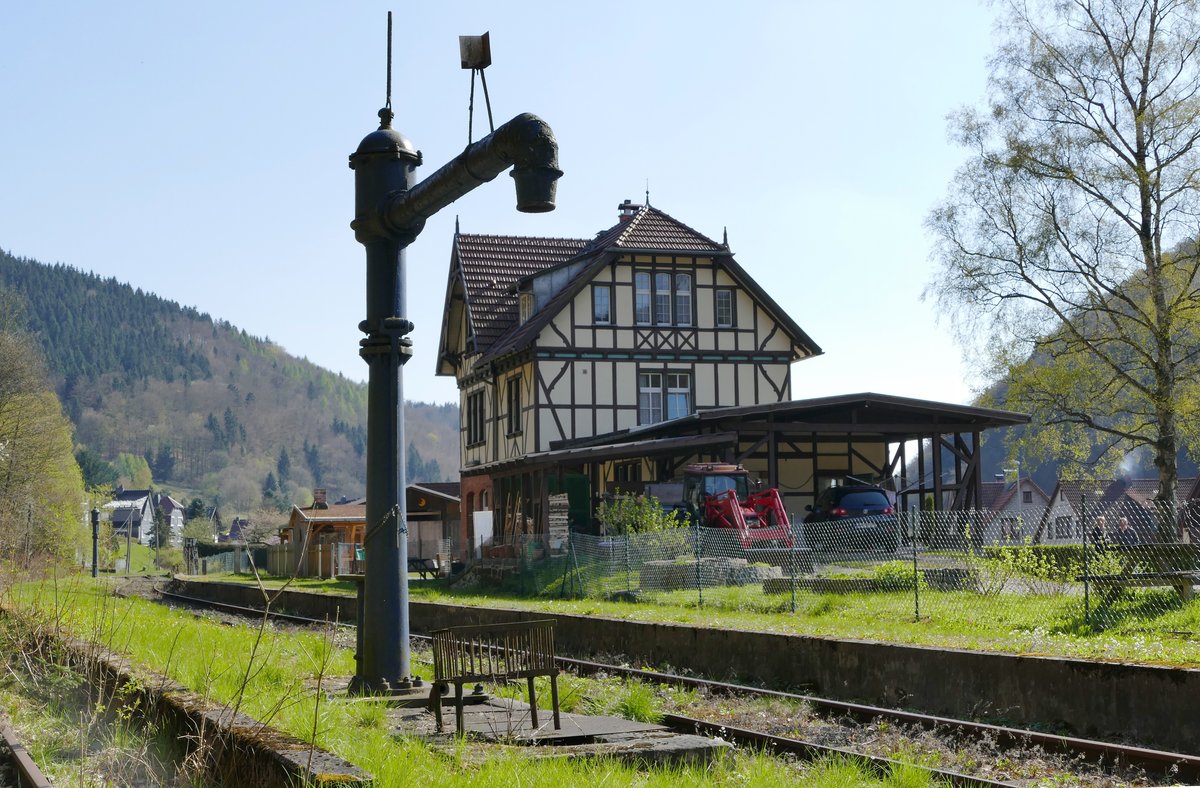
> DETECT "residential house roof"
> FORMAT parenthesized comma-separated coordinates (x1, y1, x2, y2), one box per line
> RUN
(289, 502, 367, 524)
(981, 478, 1051, 511)
(1050, 477, 1195, 516)
(979, 482, 1007, 510)
(451, 233, 591, 355)
(412, 481, 461, 502)
(156, 493, 184, 513)
(438, 202, 822, 373)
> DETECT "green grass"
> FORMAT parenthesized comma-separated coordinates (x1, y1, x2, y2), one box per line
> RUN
(3, 575, 942, 787)
(201, 569, 1200, 666)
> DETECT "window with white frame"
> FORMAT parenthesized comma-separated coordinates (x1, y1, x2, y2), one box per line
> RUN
(519, 292, 534, 324)
(634, 269, 694, 326)
(593, 284, 612, 324)
(635, 272, 652, 324)
(666, 372, 691, 419)
(638, 372, 662, 424)
(639, 371, 692, 424)
(715, 288, 735, 327)
(674, 273, 692, 326)
(654, 272, 672, 324)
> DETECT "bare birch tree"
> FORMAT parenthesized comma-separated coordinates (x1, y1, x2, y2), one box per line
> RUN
(928, 0, 1200, 536)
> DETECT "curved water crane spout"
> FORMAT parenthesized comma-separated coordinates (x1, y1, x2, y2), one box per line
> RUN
(385, 113, 561, 237)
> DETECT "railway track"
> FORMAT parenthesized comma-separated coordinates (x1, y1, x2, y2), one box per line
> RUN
(0, 721, 52, 788)
(155, 585, 1200, 785)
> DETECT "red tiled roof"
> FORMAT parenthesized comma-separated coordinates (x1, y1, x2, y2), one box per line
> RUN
(979, 481, 1007, 510)
(452, 202, 816, 363)
(455, 234, 590, 352)
(590, 204, 726, 252)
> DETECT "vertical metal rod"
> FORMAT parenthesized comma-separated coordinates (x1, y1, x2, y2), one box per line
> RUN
(479, 68, 494, 132)
(91, 509, 99, 578)
(385, 12, 393, 110)
(789, 516, 797, 614)
(625, 533, 631, 594)
(1082, 495, 1091, 627)
(912, 514, 920, 622)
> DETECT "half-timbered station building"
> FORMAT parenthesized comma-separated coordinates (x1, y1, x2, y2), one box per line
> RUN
(436, 200, 1028, 549)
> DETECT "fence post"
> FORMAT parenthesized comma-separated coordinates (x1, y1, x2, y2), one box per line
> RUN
(912, 511, 920, 622)
(695, 522, 703, 608)
(789, 513, 797, 614)
(625, 533, 632, 595)
(1082, 495, 1091, 627)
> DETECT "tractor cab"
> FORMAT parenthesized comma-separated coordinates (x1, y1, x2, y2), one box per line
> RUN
(680, 464, 792, 549)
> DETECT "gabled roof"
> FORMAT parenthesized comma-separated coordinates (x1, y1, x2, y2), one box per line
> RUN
(288, 502, 366, 526)
(979, 481, 1007, 510)
(1050, 477, 1195, 512)
(447, 233, 591, 359)
(985, 478, 1050, 511)
(587, 202, 728, 253)
(411, 481, 461, 502)
(438, 202, 822, 372)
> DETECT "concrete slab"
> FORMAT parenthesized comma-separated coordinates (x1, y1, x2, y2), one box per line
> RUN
(449, 696, 666, 743)
(328, 683, 733, 767)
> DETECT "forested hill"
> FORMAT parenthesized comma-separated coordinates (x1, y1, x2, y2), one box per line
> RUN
(0, 248, 459, 509)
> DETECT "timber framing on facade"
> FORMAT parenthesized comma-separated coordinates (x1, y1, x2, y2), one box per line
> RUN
(437, 201, 1029, 541)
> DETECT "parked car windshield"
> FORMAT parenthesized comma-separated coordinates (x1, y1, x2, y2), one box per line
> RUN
(836, 491, 889, 509)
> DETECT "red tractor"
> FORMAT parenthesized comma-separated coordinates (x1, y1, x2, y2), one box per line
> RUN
(680, 464, 793, 550)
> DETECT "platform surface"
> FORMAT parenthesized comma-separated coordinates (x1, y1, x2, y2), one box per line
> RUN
(443, 696, 666, 742)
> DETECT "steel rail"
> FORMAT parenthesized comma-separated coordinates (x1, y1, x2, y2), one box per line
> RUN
(1, 722, 52, 788)
(555, 655, 1200, 782)
(155, 586, 1200, 781)
(662, 713, 1014, 788)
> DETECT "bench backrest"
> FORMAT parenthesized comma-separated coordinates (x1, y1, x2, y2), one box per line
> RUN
(1108, 543, 1200, 572)
(431, 620, 557, 683)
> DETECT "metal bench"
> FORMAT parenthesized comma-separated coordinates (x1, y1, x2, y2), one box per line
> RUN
(408, 556, 439, 580)
(430, 619, 561, 735)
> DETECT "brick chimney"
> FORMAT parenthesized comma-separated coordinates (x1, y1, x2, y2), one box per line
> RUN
(618, 198, 639, 222)
(313, 488, 328, 509)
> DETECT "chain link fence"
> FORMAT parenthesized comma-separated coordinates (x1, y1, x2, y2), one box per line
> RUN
(472, 500, 1200, 630)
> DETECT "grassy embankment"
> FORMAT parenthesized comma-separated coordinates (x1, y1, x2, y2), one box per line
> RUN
(204, 572, 1200, 667)
(1, 575, 941, 787)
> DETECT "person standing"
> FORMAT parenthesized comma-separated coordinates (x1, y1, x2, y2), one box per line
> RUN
(1114, 516, 1138, 546)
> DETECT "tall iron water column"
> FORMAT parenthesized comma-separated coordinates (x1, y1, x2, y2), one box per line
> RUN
(349, 106, 561, 693)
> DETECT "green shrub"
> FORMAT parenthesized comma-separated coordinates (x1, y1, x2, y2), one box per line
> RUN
(595, 494, 684, 535)
(983, 539, 1078, 595)
(871, 561, 924, 590)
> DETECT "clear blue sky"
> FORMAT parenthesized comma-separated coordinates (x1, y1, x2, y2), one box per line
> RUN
(1, 1, 995, 406)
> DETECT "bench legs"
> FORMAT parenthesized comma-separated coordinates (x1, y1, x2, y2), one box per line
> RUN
(527, 677, 539, 728)
(430, 682, 468, 736)
(455, 681, 465, 735)
(432, 683, 443, 732)
(433, 676, 563, 735)
(550, 675, 561, 730)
